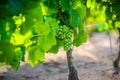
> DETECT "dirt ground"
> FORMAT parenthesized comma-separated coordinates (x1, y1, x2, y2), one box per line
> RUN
(0, 32, 119, 80)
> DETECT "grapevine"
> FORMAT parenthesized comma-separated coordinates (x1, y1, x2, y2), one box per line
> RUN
(1, 0, 120, 80)
(0, 0, 87, 80)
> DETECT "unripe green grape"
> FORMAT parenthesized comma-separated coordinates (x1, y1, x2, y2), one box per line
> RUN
(60, 36, 64, 39)
(63, 38, 72, 51)
(61, 34, 66, 39)
(62, 26, 67, 33)
(57, 26, 66, 39)
(66, 32, 72, 38)
(56, 25, 73, 50)
(58, 31, 62, 36)
(59, 28, 62, 32)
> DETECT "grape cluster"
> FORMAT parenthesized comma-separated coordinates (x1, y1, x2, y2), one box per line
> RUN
(56, 25, 72, 51)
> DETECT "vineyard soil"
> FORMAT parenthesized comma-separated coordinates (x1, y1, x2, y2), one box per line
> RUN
(0, 32, 119, 80)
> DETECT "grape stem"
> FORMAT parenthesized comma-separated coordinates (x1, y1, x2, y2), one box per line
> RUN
(57, 8, 67, 25)
(67, 47, 79, 80)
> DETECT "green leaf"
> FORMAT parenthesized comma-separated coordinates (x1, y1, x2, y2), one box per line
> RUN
(70, 9, 80, 27)
(71, 1, 86, 28)
(0, 18, 16, 40)
(43, 0, 56, 9)
(48, 40, 59, 54)
(34, 22, 50, 35)
(20, 15, 35, 35)
(8, 0, 22, 15)
(40, 3, 56, 16)
(0, 40, 15, 64)
(11, 47, 24, 70)
(59, 0, 70, 11)
(28, 46, 38, 66)
(17, 45, 26, 61)
(38, 32, 56, 52)
(43, 17, 59, 35)
(0, 6, 11, 19)
(11, 31, 25, 45)
(73, 31, 88, 47)
(28, 7, 43, 21)
(77, 5, 86, 21)
(48, 45, 59, 54)
(0, 0, 22, 18)
(28, 46, 44, 66)
(21, 7, 43, 35)
(22, 0, 40, 10)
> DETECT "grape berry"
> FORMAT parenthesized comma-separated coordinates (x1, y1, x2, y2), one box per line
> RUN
(56, 25, 72, 51)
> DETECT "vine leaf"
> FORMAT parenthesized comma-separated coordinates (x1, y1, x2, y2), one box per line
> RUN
(59, 0, 70, 11)
(73, 31, 88, 47)
(21, 7, 43, 35)
(20, 15, 35, 35)
(48, 40, 59, 54)
(34, 22, 50, 35)
(38, 32, 56, 52)
(17, 45, 26, 61)
(28, 31, 56, 66)
(70, 9, 80, 27)
(0, 41, 15, 65)
(0, 18, 16, 40)
(28, 7, 43, 21)
(28, 46, 44, 66)
(77, 5, 86, 21)
(40, 3, 56, 16)
(8, 0, 22, 15)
